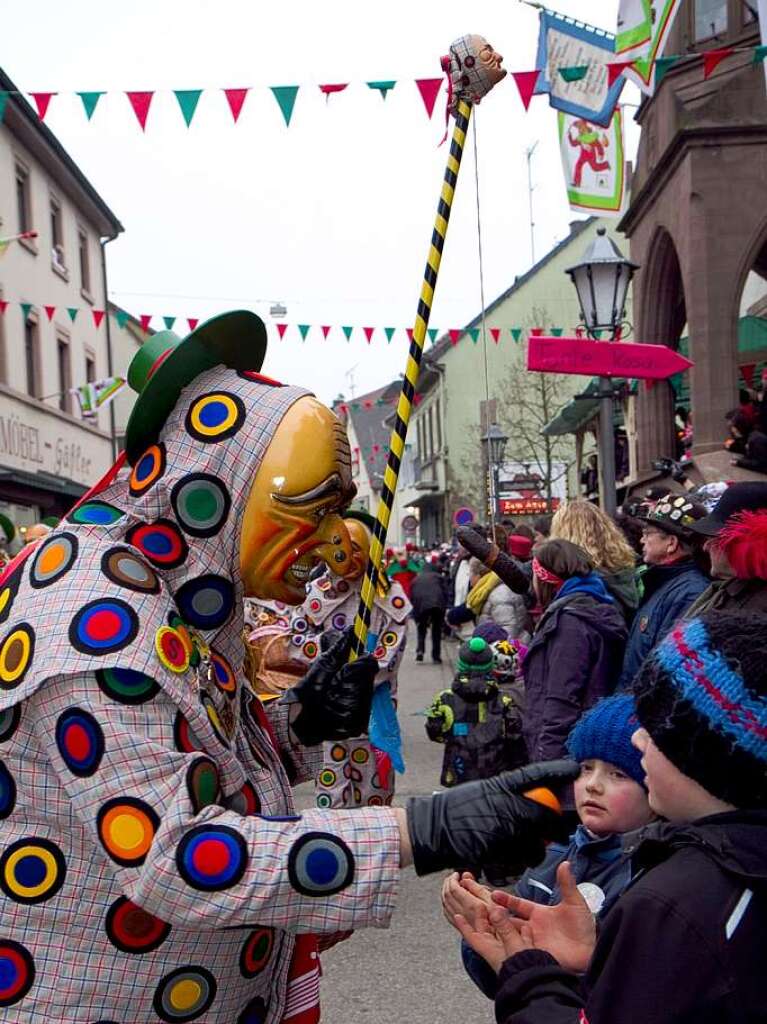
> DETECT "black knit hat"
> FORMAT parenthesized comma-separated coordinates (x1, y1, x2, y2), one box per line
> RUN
(633, 611, 767, 808)
(456, 636, 494, 675)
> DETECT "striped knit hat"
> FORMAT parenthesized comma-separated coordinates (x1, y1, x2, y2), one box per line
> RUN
(634, 612, 767, 808)
(457, 636, 494, 674)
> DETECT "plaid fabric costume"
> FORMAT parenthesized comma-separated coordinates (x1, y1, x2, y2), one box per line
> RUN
(0, 368, 399, 1022)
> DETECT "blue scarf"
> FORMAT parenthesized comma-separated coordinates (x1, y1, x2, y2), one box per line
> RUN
(557, 571, 615, 604)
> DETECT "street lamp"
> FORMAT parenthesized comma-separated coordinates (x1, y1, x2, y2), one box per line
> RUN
(481, 422, 509, 527)
(565, 227, 638, 516)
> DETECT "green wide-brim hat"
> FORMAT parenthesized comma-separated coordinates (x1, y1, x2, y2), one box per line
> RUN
(342, 509, 377, 533)
(0, 513, 15, 545)
(124, 310, 267, 463)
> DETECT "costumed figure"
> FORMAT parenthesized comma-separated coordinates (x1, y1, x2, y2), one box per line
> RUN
(384, 547, 420, 599)
(568, 118, 610, 188)
(0, 513, 15, 567)
(441, 33, 506, 115)
(0, 311, 578, 1022)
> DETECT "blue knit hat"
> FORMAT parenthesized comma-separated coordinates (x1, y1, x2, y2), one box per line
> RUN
(566, 695, 645, 787)
(472, 621, 508, 645)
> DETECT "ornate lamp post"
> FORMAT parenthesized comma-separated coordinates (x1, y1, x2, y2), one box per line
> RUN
(481, 421, 509, 528)
(566, 227, 637, 516)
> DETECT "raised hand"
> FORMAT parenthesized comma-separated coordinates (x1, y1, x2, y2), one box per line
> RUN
(441, 871, 491, 931)
(453, 902, 534, 974)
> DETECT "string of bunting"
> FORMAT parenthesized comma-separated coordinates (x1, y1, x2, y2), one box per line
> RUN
(0, 300, 590, 346)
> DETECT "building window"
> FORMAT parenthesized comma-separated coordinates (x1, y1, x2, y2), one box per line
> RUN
(427, 407, 434, 459)
(695, 0, 727, 40)
(57, 335, 72, 413)
(78, 228, 92, 295)
(742, 1, 756, 24)
(15, 163, 31, 233)
(24, 316, 40, 398)
(50, 196, 66, 273)
(85, 351, 96, 384)
(352, 447, 360, 478)
(434, 397, 442, 452)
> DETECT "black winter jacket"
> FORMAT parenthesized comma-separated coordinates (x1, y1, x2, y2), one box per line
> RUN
(409, 564, 448, 616)
(495, 811, 767, 1024)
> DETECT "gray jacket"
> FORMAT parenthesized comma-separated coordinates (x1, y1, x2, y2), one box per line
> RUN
(478, 583, 532, 644)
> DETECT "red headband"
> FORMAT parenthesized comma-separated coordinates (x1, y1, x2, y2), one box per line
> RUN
(532, 557, 564, 587)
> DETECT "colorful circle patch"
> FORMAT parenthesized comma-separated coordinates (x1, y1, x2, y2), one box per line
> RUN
(97, 797, 159, 867)
(303, 640, 319, 660)
(329, 744, 347, 763)
(185, 392, 245, 444)
(210, 652, 236, 697)
(96, 667, 160, 705)
(174, 713, 202, 754)
(368, 795, 384, 806)
(381, 631, 399, 648)
(186, 757, 221, 815)
(236, 996, 268, 1024)
(101, 547, 160, 594)
(67, 500, 124, 527)
(176, 825, 248, 891)
(55, 708, 104, 777)
(318, 769, 336, 788)
(69, 600, 138, 656)
(0, 939, 35, 1007)
(174, 575, 234, 631)
(331, 613, 347, 631)
(292, 618, 308, 634)
(226, 781, 260, 816)
(0, 564, 23, 626)
(316, 793, 332, 809)
(0, 624, 35, 689)
(200, 694, 229, 747)
(155, 626, 191, 674)
(153, 965, 217, 1023)
(0, 837, 66, 904)
(0, 705, 20, 743)
(351, 746, 370, 765)
(28, 533, 78, 589)
(105, 895, 171, 955)
(171, 474, 231, 539)
(391, 595, 406, 610)
(239, 928, 274, 978)
(129, 443, 166, 497)
(125, 519, 189, 570)
(287, 833, 355, 897)
(0, 761, 16, 818)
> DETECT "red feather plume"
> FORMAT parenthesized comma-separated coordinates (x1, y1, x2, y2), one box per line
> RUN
(719, 510, 767, 580)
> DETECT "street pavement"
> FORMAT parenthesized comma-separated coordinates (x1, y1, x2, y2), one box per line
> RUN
(293, 625, 492, 1023)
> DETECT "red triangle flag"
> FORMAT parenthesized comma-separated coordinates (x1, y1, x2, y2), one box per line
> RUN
(92, 309, 105, 328)
(140, 314, 152, 333)
(740, 362, 757, 389)
(363, 327, 374, 344)
(44, 305, 56, 322)
(530, 327, 544, 336)
(406, 327, 414, 343)
(319, 83, 348, 97)
(30, 92, 56, 121)
(277, 323, 288, 340)
(607, 61, 633, 87)
(187, 317, 199, 332)
(223, 88, 249, 122)
(449, 329, 461, 346)
(511, 70, 540, 111)
(0, 301, 7, 315)
(126, 92, 155, 131)
(321, 325, 331, 339)
(415, 78, 442, 119)
(490, 327, 500, 344)
(703, 48, 733, 78)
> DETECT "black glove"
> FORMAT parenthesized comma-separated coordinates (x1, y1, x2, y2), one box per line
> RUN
(285, 628, 377, 747)
(406, 760, 579, 877)
(456, 525, 493, 562)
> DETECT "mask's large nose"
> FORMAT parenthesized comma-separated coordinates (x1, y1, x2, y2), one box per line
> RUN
(312, 514, 354, 576)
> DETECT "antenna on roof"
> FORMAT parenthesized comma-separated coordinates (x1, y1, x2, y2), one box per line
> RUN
(344, 363, 360, 399)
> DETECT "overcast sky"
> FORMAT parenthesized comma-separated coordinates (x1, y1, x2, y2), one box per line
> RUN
(3, 0, 639, 404)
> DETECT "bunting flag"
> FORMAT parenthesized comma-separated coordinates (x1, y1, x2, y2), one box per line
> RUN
(468, 328, 480, 344)
(20, 302, 33, 321)
(512, 70, 541, 111)
(163, 315, 176, 330)
(0, 93, 9, 121)
(271, 85, 299, 126)
(415, 78, 442, 118)
(368, 81, 396, 99)
(702, 48, 733, 79)
(0, 301, 7, 315)
(490, 328, 500, 344)
(67, 307, 78, 322)
(126, 91, 154, 130)
(29, 92, 56, 120)
(321, 325, 331, 339)
(44, 305, 55, 322)
(114, 310, 130, 329)
(224, 87, 250, 122)
(92, 309, 105, 328)
(342, 326, 353, 341)
(319, 83, 348, 99)
(139, 313, 152, 332)
(77, 91, 103, 120)
(277, 323, 288, 340)
(558, 108, 626, 217)
(174, 89, 203, 126)
(187, 317, 199, 331)
(621, 1, 684, 95)
(384, 327, 395, 343)
(298, 324, 310, 341)
(427, 328, 439, 345)
(448, 329, 461, 346)
(534, 9, 625, 126)
(512, 328, 523, 342)
(363, 327, 374, 344)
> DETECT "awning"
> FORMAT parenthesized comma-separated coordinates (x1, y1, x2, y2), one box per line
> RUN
(0, 464, 87, 500)
(542, 379, 631, 437)
(407, 491, 445, 509)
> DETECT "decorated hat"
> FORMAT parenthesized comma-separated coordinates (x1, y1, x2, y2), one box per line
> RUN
(457, 636, 494, 674)
(124, 310, 267, 463)
(0, 513, 14, 545)
(688, 481, 767, 538)
(342, 509, 376, 532)
(635, 492, 707, 539)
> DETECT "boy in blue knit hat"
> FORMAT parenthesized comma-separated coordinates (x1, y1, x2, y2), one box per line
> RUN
(445, 693, 655, 999)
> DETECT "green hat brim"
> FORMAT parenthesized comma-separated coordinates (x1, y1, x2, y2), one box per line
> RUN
(0, 513, 15, 545)
(342, 509, 377, 533)
(124, 310, 267, 463)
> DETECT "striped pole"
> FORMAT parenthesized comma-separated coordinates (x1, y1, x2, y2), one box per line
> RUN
(351, 97, 473, 658)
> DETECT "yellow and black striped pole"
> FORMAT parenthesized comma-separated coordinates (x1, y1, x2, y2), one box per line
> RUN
(351, 97, 473, 658)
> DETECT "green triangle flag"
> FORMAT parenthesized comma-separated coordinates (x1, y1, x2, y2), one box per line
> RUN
(298, 324, 310, 341)
(559, 65, 588, 82)
(351, 402, 361, 411)
(174, 89, 202, 127)
(427, 328, 438, 344)
(469, 328, 480, 344)
(20, 302, 33, 320)
(115, 310, 130, 329)
(77, 91, 104, 120)
(271, 86, 299, 127)
(342, 325, 353, 341)
(0, 93, 10, 122)
(163, 316, 176, 330)
(551, 327, 563, 337)
(753, 45, 767, 65)
(654, 56, 679, 87)
(367, 80, 396, 99)
(384, 327, 395, 343)
(511, 328, 522, 342)
(67, 307, 78, 322)
(593, 329, 602, 339)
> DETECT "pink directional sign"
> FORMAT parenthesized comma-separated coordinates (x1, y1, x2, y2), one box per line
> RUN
(527, 336, 693, 380)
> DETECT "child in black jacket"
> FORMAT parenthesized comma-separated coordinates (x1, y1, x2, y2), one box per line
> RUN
(447, 611, 767, 1023)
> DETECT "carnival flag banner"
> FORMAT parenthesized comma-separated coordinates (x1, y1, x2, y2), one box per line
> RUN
(616, 0, 653, 60)
(71, 376, 126, 419)
(534, 9, 625, 127)
(558, 108, 626, 217)
(622, 0, 684, 95)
